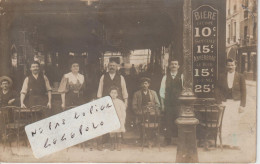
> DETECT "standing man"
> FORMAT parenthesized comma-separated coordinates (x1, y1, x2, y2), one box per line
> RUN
(20, 61, 52, 108)
(160, 60, 183, 146)
(119, 63, 126, 77)
(215, 58, 246, 149)
(97, 61, 128, 106)
(96, 61, 128, 150)
(130, 64, 137, 76)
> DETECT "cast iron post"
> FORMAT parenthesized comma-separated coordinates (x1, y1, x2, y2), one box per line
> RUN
(175, 0, 199, 162)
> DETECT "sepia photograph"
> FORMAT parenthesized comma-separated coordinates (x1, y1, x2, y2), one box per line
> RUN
(0, 0, 257, 163)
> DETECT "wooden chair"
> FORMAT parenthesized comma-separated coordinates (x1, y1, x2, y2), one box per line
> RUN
(198, 104, 225, 150)
(0, 106, 28, 151)
(29, 105, 48, 122)
(140, 105, 161, 151)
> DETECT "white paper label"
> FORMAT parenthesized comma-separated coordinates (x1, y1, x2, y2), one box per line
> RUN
(25, 96, 120, 158)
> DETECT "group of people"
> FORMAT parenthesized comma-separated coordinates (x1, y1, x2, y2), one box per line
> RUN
(0, 58, 247, 151)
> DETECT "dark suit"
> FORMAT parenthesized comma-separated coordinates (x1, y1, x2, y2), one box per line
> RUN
(215, 72, 246, 107)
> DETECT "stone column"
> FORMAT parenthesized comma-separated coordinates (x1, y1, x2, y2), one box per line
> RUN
(175, 0, 199, 162)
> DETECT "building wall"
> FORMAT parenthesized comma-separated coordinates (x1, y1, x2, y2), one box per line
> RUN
(226, 0, 257, 80)
(226, 0, 241, 48)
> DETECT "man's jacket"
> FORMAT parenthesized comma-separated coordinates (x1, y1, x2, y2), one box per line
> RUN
(132, 89, 160, 114)
(215, 72, 246, 107)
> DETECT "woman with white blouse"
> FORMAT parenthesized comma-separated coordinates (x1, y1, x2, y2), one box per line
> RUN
(58, 61, 85, 110)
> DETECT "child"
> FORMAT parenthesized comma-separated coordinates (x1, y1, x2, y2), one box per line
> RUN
(109, 86, 126, 151)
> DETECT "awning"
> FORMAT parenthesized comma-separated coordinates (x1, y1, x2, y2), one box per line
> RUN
(6, 0, 179, 52)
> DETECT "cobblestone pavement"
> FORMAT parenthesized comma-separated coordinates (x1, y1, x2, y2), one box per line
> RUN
(0, 81, 256, 163)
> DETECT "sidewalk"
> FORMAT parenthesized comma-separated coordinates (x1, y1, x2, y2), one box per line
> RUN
(0, 142, 255, 163)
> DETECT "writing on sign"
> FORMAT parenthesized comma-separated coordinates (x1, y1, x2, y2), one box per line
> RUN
(192, 5, 218, 98)
(25, 96, 120, 159)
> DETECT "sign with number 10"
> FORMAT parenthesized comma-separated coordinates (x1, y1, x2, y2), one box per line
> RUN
(192, 5, 218, 98)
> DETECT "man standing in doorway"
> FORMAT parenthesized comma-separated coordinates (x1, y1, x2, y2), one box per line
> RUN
(160, 60, 183, 146)
(130, 64, 137, 76)
(20, 61, 52, 108)
(215, 58, 246, 149)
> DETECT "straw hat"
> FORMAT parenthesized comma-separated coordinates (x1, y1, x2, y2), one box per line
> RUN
(0, 76, 13, 87)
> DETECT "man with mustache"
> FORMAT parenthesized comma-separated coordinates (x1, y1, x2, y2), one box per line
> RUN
(0, 76, 17, 107)
(20, 61, 52, 108)
(132, 77, 160, 114)
(96, 61, 128, 150)
(97, 61, 128, 105)
(160, 60, 183, 146)
(215, 58, 246, 149)
(132, 77, 160, 146)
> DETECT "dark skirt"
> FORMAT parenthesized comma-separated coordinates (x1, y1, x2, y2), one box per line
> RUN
(65, 91, 85, 108)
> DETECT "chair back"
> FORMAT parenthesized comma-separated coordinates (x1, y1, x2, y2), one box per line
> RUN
(141, 105, 160, 128)
(201, 105, 225, 128)
(0, 106, 26, 131)
(0, 106, 14, 131)
(29, 105, 48, 122)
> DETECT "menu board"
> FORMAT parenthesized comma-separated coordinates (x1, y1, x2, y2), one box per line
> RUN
(192, 5, 218, 98)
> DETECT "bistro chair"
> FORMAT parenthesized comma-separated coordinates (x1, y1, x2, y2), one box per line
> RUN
(0, 106, 29, 151)
(198, 104, 225, 150)
(140, 105, 161, 151)
(29, 105, 48, 122)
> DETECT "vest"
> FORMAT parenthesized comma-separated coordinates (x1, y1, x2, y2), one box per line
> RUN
(141, 91, 150, 106)
(165, 72, 182, 106)
(28, 74, 47, 96)
(102, 73, 122, 99)
(227, 88, 233, 99)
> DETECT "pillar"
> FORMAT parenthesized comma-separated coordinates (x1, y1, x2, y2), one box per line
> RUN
(175, 0, 199, 162)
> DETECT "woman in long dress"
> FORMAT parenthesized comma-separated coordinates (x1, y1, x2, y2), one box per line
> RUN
(58, 61, 85, 110)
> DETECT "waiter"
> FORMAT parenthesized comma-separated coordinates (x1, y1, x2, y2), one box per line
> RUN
(215, 58, 246, 149)
(160, 59, 183, 146)
(97, 61, 128, 105)
(20, 61, 52, 108)
(96, 61, 128, 150)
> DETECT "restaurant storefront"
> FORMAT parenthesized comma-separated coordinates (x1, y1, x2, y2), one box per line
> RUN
(0, 0, 226, 95)
(0, 0, 229, 162)
(0, 1, 226, 158)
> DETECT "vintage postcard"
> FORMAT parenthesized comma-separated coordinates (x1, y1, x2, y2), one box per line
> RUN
(0, 0, 257, 163)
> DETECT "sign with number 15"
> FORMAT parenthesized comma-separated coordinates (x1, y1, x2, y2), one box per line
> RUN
(192, 5, 218, 98)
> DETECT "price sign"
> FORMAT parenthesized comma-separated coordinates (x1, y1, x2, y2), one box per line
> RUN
(192, 5, 218, 98)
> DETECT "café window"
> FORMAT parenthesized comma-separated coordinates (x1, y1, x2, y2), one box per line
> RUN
(233, 22, 236, 42)
(233, 4, 237, 12)
(244, 26, 248, 40)
(243, 0, 249, 18)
